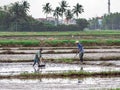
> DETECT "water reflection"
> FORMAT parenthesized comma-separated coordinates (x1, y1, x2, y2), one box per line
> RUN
(78, 66, 83, 84)
(33, 66, 45, 73)
(80, 67, 83, 71)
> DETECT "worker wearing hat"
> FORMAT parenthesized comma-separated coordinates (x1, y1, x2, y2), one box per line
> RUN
(75, 41, 84, 63)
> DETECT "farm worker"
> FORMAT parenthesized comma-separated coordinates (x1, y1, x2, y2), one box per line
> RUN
(75, 41, 84, 63)
(33, 48, 43, 67)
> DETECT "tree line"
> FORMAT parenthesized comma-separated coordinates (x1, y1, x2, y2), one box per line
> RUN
(0, 0, 120, 31)
(89, 13, 120, 30)
(42, 0, 84, 25)
(0, 0, 88, 31)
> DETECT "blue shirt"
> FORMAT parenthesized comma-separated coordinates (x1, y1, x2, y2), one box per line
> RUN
(77, 43, 84, 53)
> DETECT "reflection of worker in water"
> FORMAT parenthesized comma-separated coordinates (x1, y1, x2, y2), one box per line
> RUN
(78, 67, 83, 84)
(33, 66, 40, 72)
(33, 65, 45, 73)
(75, 41, 84, 63)
(33, 48, 43, 67)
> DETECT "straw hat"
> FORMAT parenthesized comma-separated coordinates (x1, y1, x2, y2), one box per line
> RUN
(75, 41, 79, 43)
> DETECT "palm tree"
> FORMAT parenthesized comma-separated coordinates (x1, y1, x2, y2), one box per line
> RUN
(9, 1, 29, 19)
(10, 2, 21, 17)
(72, 3, 84, 19)
(22, 1, 30, 16)
(42, 3, 52, 19)
(53, 7, 62, 25)
(9, 1, 30, 21)
(65, 9, 73, 24)
(59, 0, 69, 22)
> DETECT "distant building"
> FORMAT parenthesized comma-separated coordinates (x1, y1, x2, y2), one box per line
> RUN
(37, 18, 47, 22)
(97, 16, 103, 29)
(36, 17, 56, 25)
(36, 17, 76, 25)
(63, 18, 76, 25)
(97, 17, 103, 25)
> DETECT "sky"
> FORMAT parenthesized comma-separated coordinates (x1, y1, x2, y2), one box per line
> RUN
(0, 0, 120, 19)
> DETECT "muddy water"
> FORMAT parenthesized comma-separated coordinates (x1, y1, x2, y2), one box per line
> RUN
(0, 53, 119, 61)
(0, 77, 120, 90)
(0, 49, 120, 53)
(0, 62, 120, 75)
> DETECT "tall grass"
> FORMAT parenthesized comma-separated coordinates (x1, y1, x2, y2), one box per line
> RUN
(0, 30, 120, 36)
(18, 70, 120, 78)
(0, 39, 120, 46)
(0, 40, 39, 46)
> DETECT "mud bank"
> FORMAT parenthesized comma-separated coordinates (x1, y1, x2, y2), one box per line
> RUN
(0, 46, 120, 50)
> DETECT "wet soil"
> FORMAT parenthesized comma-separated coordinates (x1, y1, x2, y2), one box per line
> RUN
(0, 77, 120, 90)
(0, 62, 119, 75)
(0, 48, 120, 65)
(0, 47, 120, 89)
(0, 49, 120, 54)
(0, 53, 120, 61)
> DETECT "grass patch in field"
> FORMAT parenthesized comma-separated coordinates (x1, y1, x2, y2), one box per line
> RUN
(0, 40, 39, 46)
(106, 40, 120, 45)
(0, 39, 120, 47)
(0, 30, 120, 36)
(0, 70, 119, 79)
(55, 58, 74, 63)
(44, 39, 120, 46)
(19, 70, 120, 77)
(110, 88, 120, 90)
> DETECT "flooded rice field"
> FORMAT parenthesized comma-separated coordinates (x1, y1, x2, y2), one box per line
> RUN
(0, 47, 120, 75)
(0, 62, 120, 75)
(0, 77, 120, 90)
(0, 47, 120, 89)
(0, 53, 120, 61)
(0, 48, 120, 61)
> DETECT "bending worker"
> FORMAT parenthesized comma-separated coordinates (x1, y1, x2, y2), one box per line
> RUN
(75, 41, 84, 63)
(33, 48, 43, 67)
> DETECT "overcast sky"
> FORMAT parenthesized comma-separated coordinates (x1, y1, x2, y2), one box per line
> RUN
(0, 0, 120, 19)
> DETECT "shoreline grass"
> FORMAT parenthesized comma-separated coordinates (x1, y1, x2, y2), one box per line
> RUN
(0, 56, 120, 63)
(0, 39, 120, 47)
(0, 71, 120, 79)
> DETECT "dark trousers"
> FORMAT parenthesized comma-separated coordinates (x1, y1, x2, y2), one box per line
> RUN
(33, 58, 40, 66)
(79, 52, 84, 62)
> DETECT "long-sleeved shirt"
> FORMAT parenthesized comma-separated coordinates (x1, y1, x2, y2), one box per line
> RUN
(77, 43, 84, 53)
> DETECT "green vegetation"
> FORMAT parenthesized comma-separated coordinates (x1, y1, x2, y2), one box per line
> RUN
(0, 1, 88, 31)
(0, 30, 120, 47)
(0, 71, 120, 79)
(51, 58, 73, 63)
(16, 70, 120, 77)
(0, 40, 39, 46)
(110, 89, 120, 90)
(0, 30, 120, 36)
(0, 39, 120, 47)
(89, 13, 120, 30)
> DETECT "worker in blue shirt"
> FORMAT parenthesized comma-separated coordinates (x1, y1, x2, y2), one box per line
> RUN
(75, 41, 84, 63)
